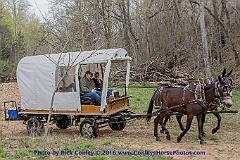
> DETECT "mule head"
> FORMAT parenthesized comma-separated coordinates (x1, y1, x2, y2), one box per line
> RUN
(217, 68, 233, 107)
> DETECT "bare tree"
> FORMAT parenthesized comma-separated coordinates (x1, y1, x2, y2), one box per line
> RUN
(120, 0, 131, 54)
(199, 0, 211, 79)
(211, 0, 222, 64)
(30, 0, 240, 77)
(99, 0, 112, 48)
(93, 0, 100, 48)
(190, 0, 240, 66)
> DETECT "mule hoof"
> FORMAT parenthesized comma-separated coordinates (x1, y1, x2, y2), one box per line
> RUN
(160, 130, 164, 134)
(156, 137, 160, 141)
(200, 140, 206, 144)
(166, 135, 171, 140)
(212, 128, 217, 134)
(177, 136, 181, 143)
(202, 132, 207, 137)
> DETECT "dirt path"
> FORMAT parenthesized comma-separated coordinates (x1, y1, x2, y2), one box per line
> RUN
(1, 119, 239, 159)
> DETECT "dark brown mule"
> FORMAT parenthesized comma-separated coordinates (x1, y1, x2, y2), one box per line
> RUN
(166, 68, 233, 136)
(202, 68, 233, 135)
(146, 69, 233, 144)
(161, 68, 233, 136)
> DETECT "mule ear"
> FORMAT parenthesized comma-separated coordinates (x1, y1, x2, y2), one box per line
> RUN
(222, 68, 226, 77)
(218, 76, 223, 83)
(226, 69, 233, 77)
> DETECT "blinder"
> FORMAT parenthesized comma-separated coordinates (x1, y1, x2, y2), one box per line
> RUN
(216, 83, 232, 98)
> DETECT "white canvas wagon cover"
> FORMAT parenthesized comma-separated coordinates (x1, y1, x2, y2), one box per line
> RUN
(17, 48, 131, 111)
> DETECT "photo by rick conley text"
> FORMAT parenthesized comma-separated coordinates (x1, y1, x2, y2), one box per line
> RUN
(34, 150, 206, 156)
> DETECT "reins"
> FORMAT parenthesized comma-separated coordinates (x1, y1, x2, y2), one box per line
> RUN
(149, 99, 205, 117)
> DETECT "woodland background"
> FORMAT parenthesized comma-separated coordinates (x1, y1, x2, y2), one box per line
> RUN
(0, 0, 240, 87)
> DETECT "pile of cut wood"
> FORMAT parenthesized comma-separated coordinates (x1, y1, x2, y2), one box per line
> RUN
(109, 58, 196, 86)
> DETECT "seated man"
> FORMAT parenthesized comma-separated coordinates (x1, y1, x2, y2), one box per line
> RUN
(92, 72, 112, 97)
(80, 71, 102, 104)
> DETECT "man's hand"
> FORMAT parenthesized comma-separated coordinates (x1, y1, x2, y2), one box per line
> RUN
(91, 89, 96, 92)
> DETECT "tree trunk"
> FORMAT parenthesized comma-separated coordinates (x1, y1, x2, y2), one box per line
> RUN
(212, 0, 222, 64)
(173, 0, 184, 45)
(100, 0, 112, 49)
(77, 1, 85, 51)
(221, 0, 240, 66)
(93, 0, 99, 49)
(145, 16, 151, 59)
(199, 0, 211, 79)
(121, 0, 131, 54)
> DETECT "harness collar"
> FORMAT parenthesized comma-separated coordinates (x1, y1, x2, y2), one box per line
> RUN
(193, 84, 206, 101)
(214, 82, 220, 98)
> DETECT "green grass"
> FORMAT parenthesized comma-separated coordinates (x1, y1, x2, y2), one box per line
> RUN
(78, 142, 94, 151)
(141, 82, 150, 86)
(61, 142, 95, 152)
(11, 151, 29, 159)
(18, 139, 30, 148)
(215, 148, 225, 153)
(207, 135, 219, 141)
(92, 156, 107, 160)
(0, 60, 16, 76)
(128, 87, 157, 113)
(232, 92, 240, 107)
(102, 141, 111, 146)
(0, 147, 7, 158)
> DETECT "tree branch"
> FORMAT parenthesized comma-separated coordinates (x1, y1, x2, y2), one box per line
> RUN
(189, 0, 240, 66)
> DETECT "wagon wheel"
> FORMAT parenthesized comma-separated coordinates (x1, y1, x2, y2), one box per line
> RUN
(27, 118, 44, 136)
(80, 119, 99, 138)
(108, 117, 126, 131)
(56, 115, 71, 129)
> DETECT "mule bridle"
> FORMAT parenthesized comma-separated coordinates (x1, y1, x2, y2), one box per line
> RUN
(189, 81, 232, 110)
(214, 81, 232, 99)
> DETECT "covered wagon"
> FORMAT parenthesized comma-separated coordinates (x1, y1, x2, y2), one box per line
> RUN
(16, 48, 132, 137)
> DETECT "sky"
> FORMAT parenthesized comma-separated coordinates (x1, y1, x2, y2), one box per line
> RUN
(28, 0, 49, 20)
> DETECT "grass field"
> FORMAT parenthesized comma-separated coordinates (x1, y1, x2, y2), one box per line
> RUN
(0, 84, 239, 160)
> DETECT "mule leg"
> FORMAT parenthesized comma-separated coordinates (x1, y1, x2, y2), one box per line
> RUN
(212, 112, 221, 134)
(201, 114, 206, 137)
(177, 114, 194, 143)
(197, 114, 205, 144)
(176, 114, 185, 131)
(159, 119, 171, 140)
(160, 114, 170, 134)
(154, 115, 160, 141)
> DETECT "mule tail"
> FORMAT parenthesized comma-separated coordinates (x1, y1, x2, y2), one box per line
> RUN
(146, 98, 154, 122)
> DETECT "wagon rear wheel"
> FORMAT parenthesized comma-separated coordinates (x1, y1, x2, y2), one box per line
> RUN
(80, 119, 98, 138)
(109, 117, 126, 131)
(27, 118, 44, 136)
(56, 115, 71, 129)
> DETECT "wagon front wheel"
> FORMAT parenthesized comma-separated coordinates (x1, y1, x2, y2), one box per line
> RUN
(109, 117, 126, 131)
(27, 118, 44, 136)
(80, 119, 98, 138)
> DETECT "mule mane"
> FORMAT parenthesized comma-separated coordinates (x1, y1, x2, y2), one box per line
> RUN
(164, 85, 183, 88)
